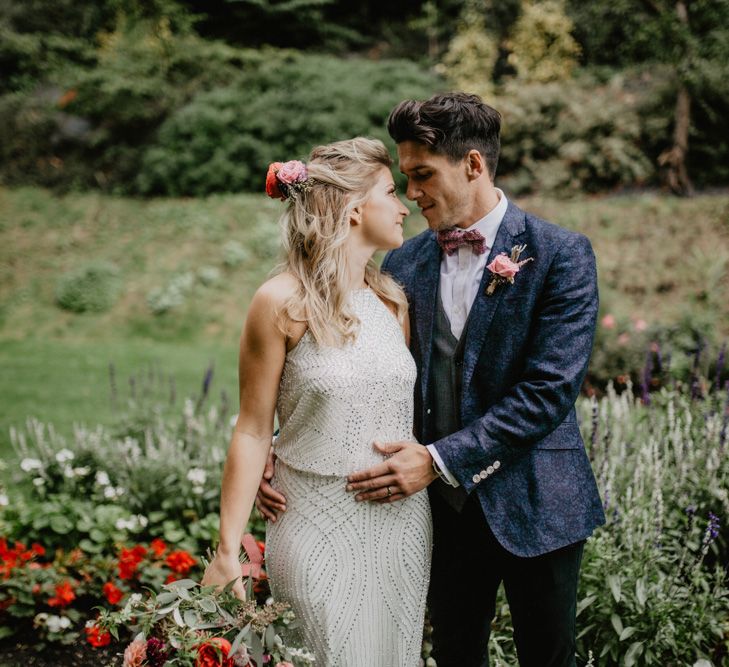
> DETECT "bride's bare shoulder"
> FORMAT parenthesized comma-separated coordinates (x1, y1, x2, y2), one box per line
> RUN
(254, 272, 301, 308)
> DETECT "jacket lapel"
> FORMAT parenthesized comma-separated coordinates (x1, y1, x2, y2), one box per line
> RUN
(461, 202, 527, 392)
(412, 232, 441, 404)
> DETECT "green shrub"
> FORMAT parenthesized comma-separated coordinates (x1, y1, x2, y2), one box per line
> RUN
(495, 72, 655, 195)
(135, 53, 441, 196)
(55, 261, 121, 313)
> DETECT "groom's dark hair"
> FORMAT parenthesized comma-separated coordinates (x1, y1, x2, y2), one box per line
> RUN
(387, 92, 501, 179)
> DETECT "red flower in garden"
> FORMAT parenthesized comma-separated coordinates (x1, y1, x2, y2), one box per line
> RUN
(103, 581, 124, 605)
(165, 550, 196, 574)
(85, 624, 112, 647)
(48, 581, 76, 608)
(195, 637, 234, 667)
(118, 545, 148, 580)
(31, 542, 45, 557)
(150, 538, 167, 557)
(165, 573, 178, 585)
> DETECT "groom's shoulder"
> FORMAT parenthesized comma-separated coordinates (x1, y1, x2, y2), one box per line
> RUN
(381, 229, 434, 279)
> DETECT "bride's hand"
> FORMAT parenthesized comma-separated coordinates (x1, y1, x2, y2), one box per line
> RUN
(201, 551, 246, 600)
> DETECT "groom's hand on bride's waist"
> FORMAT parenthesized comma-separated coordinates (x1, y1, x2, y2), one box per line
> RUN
(346, 441, 437, 503)
(255, 448, 287, 522)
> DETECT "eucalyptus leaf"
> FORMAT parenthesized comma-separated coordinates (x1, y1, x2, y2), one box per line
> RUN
(183, 609, 200, 628)
(230, 623, 251, 655)
(250, 631, 264, 667)
(264, 623, 276, 649)
(198, 598, 217, 614)
(155, 592, 178, 606)
(169, 579, 198, 590)
(172, 606, 185, 627)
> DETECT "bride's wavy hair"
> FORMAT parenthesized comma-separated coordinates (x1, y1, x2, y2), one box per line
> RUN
(274, 137, 408, 347)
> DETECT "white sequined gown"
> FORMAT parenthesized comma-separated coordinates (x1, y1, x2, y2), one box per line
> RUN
(266, 288, 432, 667)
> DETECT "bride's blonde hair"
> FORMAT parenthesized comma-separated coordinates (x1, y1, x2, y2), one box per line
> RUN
(274, 137, 408, 347)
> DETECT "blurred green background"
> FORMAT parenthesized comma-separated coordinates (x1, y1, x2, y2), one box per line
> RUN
(2, 0, 729, 454)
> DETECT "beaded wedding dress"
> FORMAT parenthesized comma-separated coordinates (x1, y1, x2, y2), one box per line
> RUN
(266, 288, 432, 667)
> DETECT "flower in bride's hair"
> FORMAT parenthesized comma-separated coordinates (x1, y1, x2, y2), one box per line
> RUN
(266, 162, 285, 200)
(276, 160, 308, 185)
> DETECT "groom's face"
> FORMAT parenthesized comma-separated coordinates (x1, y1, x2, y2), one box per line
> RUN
(397, 140, 473, 231)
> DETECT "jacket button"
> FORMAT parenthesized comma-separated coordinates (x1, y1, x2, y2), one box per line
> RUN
(426, 408, 432, 415)
(493, 460, 501, 470)
(472, 474, 481, 484)
(487, 466, 494, 475)
(479, 470, 488, 479)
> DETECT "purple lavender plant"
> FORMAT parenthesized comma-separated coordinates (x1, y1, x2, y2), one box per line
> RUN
(714, 341, 726, 393)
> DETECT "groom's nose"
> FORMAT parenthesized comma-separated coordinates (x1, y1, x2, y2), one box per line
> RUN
(405, 179, 420, 201)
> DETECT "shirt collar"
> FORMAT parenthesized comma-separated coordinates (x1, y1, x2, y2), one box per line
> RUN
(461, 187, 508, 252)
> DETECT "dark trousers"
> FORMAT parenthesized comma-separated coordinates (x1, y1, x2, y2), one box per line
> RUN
(427, 492, 584, 667)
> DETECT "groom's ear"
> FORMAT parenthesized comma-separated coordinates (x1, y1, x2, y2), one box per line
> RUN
(465, 150, 486, 181)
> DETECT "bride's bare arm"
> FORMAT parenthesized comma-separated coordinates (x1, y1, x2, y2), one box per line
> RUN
(202, 280, 288, 597)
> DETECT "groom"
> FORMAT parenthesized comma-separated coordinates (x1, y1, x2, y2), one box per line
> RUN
(345, 92, 605, 667)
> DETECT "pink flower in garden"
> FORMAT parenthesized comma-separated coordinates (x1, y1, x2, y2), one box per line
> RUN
(633, 318, 647, 332)
(601, 314, 616, 329)
(123, 636, 147, 667)
(486, 254, 520, 280)
(275, 160, 308, 185)
(617, 333, 631, 346)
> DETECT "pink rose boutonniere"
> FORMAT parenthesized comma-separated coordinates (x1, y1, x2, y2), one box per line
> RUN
(485, 244, 534, 296)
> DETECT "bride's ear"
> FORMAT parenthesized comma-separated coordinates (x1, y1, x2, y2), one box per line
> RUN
(350, 206, 363, 226)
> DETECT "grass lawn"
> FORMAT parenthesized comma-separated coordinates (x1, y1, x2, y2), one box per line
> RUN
(0, 338, 238, 457)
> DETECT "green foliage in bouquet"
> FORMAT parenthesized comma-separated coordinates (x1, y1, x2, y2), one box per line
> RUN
(97, 538, 314, 667)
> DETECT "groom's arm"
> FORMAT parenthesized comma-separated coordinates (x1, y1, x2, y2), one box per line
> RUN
(431, 233, 598, 494)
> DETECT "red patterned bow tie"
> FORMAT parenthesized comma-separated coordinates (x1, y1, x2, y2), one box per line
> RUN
(436, 228, 487, 256)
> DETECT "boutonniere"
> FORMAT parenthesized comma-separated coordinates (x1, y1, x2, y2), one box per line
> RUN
(485, 244, 534, 296)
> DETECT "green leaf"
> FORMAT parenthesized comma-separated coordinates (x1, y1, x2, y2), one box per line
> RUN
(607, 574, 622, 603)
(168, 579, 198, 590)
(198, 598, 216, 614)
(155, 592, 178, 606)
(264, 622, 276, 649)
(49, 514, 73, 534)
(576, 594, 596, 617)
(230, 623, 251, 655)
(624, 641, 643, 667)
(172, 606, 184, 627)
(610, 613, 623, 636)
(0, 626, 16, 640)
(620, 627, 637, 641)
(183, 609, 199, 628)
(250, 631, 264, 667)
(635, 577, 647, 609)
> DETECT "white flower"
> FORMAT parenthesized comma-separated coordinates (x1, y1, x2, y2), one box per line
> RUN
(33, 477, 45, 487)
(104, 486, 116, 499)
(193, 486, 204, 495)
(73, 466, 90, 476)
(63, 465, 75, 478)
(115, 486, 125, 496)
(21, 458, 43, 472)
(55, 449, 74, 463)
(137, 515, 148, 528)
(130, 593, 142, 603)
(0, 494, 8, 506)
(46, 614, 71, 633)
(187, 468, 207, 485)
(115, 518, 130, 531)
(96, 471, 110, 486)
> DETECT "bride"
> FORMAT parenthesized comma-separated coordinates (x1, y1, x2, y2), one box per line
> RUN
(202, 137, 432, 667)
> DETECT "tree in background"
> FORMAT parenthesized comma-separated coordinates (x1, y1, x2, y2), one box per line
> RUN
(507, 0, 580, 83)
(567, 0, 729, 196)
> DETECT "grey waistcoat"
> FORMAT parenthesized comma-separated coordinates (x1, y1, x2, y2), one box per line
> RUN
(429, 291, 469, 511)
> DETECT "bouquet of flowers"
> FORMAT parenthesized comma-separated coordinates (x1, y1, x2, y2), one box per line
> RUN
(97, 536, 314, 667)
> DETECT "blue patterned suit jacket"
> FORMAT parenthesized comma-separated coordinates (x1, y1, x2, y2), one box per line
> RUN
(381, 201, 605, 557)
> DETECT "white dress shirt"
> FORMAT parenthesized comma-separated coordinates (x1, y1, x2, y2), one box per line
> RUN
(426, 188, 509, 487)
